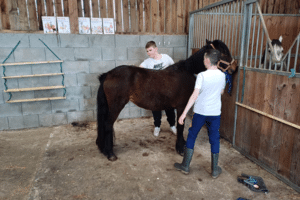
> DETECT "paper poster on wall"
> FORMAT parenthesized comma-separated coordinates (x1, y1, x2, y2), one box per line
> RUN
(103, 18, 115, 34)
(91, 18, 103, 34)
(78, 17, 91, 34)
(57, 17, 71, 34)
(42, 16, 57, 33)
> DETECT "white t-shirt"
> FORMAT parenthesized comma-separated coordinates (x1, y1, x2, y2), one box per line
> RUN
(193, 70, 226, 116)
(140, 54, 174, 70)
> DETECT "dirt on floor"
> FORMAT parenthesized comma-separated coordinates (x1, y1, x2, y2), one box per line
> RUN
(0, 116, 300, 200)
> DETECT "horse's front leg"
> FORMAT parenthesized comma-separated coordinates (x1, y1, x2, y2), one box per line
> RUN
(175, 107, 186, 156)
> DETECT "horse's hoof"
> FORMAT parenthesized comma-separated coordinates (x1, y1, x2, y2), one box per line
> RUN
(176, 148, 184, 156)
(108, 154, 118, 161)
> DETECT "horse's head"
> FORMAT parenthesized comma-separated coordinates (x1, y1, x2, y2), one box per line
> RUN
(218, 57, 238, 74)
(206, 39, 238, 74)
(270, 35, 284, 62)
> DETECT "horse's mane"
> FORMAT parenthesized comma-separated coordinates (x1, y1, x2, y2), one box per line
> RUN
(211, 40, 231, 57)
(166, 40, 233, 75)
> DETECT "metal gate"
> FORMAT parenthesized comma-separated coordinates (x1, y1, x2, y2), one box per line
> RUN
(188, 0, 300, 193)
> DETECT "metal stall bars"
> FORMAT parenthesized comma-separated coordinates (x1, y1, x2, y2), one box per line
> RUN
(1, 40, 66, 103)
(188, 0, 244, 60)
(233, 0, 300, 193)
(234, 0, 300, 152)
(238, 0, 300, 75)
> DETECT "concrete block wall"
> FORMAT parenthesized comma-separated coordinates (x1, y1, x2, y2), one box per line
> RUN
(0, 33, 187, 130)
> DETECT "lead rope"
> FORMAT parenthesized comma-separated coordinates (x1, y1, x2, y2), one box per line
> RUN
(210, 43, 233, 95)
(2, 41, 21, 101)
(39, 39, 66, 97)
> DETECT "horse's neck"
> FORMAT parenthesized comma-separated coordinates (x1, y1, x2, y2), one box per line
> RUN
(184, 51, 206, 74)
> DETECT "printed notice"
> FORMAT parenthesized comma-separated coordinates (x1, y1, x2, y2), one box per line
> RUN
(57, 17, 70, 34)
(42, 16, 57, 33)
(103, 18, 114, 34)
(78, 17, 91, 34)
(91, 18, 103, 34)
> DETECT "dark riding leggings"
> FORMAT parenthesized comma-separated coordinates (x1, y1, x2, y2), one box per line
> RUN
(186, 113, 221, 153)
(152, 109, 176, 127)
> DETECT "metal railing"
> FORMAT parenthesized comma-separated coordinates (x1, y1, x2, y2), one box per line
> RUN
(188, 0, 300, 76)
(188, 0, 244, 59)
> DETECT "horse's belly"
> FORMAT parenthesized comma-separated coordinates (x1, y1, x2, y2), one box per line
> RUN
(129, 96, 174, 111)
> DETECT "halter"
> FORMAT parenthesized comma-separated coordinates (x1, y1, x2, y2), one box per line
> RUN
(210, 43, 235, 72)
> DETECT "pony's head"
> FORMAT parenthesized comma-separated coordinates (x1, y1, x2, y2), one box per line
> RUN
(206, 39, 238, 74)
(269, 35, 283, 63)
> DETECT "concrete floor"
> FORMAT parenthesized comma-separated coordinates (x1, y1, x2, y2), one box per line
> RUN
(0, 116, 299, 200)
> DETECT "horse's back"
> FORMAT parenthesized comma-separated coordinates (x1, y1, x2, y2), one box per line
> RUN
(101, 65, 195, 110)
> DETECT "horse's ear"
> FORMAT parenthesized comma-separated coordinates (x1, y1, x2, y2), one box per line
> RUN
(206, 39, 210, 44)
(279, 35, 283, 42)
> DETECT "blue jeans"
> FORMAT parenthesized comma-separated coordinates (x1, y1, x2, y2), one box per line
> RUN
(186, 113, 221, 153)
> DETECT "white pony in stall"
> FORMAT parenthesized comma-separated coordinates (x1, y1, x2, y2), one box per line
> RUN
(261, 35, 286, 70)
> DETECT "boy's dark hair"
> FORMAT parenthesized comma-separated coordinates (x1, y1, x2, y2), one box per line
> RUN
(145, 41, 157, 49)
(204, 49, 221, 66)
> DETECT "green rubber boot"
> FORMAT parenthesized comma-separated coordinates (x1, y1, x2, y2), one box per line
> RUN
(174, 148, 194, 174)
(211, 153, 222, 178)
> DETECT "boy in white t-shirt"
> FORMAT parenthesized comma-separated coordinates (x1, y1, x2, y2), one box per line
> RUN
(174, 49, 226, 179)
(139, 41, 177, 137)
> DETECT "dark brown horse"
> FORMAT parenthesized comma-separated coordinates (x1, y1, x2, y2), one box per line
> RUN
(97, 39, 238, 161)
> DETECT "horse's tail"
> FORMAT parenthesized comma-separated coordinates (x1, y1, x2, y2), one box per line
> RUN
(96, 73, 109, 154)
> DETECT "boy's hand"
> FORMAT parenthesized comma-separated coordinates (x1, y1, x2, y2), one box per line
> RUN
(178, 113, 186, 125)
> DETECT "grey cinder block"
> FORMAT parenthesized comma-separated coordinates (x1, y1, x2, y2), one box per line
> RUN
(29, 34, 60, 48)
(63, 61, 90, 74)
(74, 48, 102, 61)
(130, 107, 141, 118)
(114, 47, 128, 61)
(163, 35, 187, 47)
(91, 86, 99, 98)
(77, 73, 99, 87)
(79, 98, 97, 111)
(0, 103, 22, 117)
(60, 34, 89, 48)
(5, 65, 32, 77)
(102, 47, 115, 61)
(174, 47, 188, 60)
(158, 48, 174, 58)
(14, 48, 46, 62)
(118, 107, 130, 119)
(116, 35, 140, 47)
(128, 47, 148, 60)
(0, 117, 8, 130)
(0, 34, 30, 48)
(0, 48, 15, 63)
(22, 101, 52, 115)
(51, 99, 79, 113)
(141, 108, 152, 117)
(45, 47, 75, 61)
(63, 74, 78, 87)
(39, 113, 68, 127)
(23, 114, 39, 129)
(139, 35, 164, 47)
(89, 61, 115, 74)
(8, 116, 24, 130)
(65, 86, 92, 100)
(89, 35, 115, 47)
(67, 110, 94, 123)
(116, 60, 141, 67)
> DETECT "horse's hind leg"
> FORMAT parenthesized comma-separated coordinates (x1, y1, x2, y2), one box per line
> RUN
(175, 107, 186, 156)
(97, 98, 128, 161)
